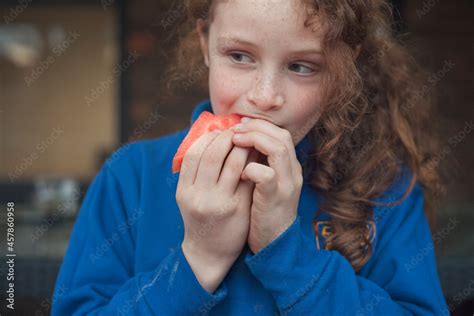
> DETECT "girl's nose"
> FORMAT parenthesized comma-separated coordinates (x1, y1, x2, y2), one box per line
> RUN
(247, 72, 285, 111)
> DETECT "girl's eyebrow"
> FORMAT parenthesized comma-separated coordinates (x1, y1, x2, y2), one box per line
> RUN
(217, 36, 256, 48)
(217, 36, 323, 56)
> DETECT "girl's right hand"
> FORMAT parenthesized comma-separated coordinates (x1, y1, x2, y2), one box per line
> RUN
(176, 129, 258, 293)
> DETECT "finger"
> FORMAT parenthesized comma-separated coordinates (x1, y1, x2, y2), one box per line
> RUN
(234, 149, 260, 203)
(232, 131, 293, 184)
(194, 129, 234, 187)
(218, 146, 251, 194)
(241, 162, 278, 195)
(235, 118, 298, 163)
(178, 130, 221, 188)
(235, 176, 255, 204)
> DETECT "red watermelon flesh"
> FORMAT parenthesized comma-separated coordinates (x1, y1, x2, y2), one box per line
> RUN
(172, 111, 243, 173)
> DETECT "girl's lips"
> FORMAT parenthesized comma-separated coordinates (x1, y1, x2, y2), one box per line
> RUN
(235, 113, 278, 126)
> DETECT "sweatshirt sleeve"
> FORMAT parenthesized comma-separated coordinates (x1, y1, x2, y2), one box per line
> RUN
(51, 164, 227, 315)
(244, 181, 449, 315)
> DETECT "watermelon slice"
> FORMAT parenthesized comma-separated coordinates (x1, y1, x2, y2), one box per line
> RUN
(172, 111, 243, 173)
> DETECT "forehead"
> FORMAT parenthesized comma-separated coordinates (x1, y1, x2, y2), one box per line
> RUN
(210, 0, 323, 46)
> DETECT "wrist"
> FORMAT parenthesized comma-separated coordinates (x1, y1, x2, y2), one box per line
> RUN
(249, 213, 298, 254)
(181, 241, 234, 293)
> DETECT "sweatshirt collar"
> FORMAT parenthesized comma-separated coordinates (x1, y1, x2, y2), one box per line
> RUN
(190, 99, 314, 169)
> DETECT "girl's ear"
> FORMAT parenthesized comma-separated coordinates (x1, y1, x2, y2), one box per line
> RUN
(196, 19, 210, 67)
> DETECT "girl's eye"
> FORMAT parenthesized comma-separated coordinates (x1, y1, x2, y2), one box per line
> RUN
(288, 63, 315, 75)
(229, 52, 253, 64)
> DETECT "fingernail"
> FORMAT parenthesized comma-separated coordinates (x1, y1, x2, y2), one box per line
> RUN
(241, 117, 251, 123)
(233, 134, 242, 140)
(233, 123, 243, 131)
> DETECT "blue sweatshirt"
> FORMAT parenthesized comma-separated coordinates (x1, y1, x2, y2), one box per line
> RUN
(52, 99, 448, 315)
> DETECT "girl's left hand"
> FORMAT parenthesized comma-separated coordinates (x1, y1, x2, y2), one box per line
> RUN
(231, 117, 303, 254)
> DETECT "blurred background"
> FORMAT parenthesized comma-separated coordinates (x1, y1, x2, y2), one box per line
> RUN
(0, 0, 472, 314)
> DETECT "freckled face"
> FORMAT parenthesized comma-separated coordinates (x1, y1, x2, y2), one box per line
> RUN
(197, 0, 325, 145)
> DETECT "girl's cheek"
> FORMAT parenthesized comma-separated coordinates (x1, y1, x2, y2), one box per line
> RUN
(209, 91, 238, 116)
(210, 71, 245, 113)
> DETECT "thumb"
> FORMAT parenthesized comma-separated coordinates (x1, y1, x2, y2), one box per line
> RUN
(242, 149, 261, 181)
(236, 149, 259, 194)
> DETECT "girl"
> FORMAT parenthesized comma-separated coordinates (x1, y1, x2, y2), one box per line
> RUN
(52, 0, 449, 314)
